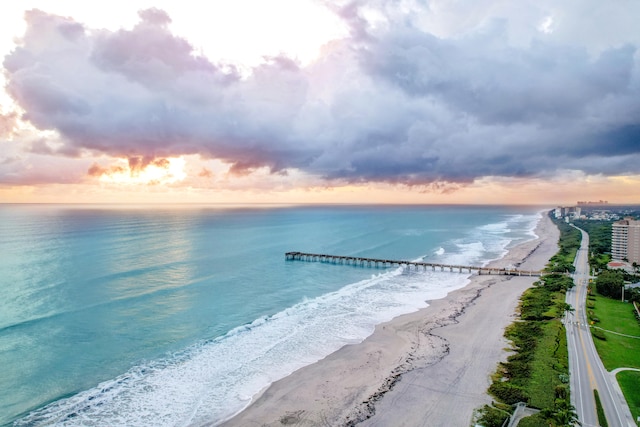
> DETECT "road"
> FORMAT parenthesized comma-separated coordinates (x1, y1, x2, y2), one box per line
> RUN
(565, 225, 635, 426)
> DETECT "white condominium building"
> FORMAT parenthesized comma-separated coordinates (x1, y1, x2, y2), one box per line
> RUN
(612, 218, 640, 264)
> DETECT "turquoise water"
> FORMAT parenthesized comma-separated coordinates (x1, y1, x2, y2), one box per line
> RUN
(0, 204, 542, 426)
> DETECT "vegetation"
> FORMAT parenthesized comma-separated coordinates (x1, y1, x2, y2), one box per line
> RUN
(517, 413, 548, 427)
(481, 280, 575, 424)
(595, 270, 626, 300)
(526, 320, 569, 409)
(594, 269, 640, 303)
(541, 399, 581, 427)
(573, 219, 612, 272)
(589, 291, 640, 422)
(551, 214, 640, 424)
(546, 221, 580, 273)
(589, 293, 640, 370)
(475, 404, 510, 427)
(572, 218, 640, 280)
(477, 213, 577, 427)
(575, 211, 640, 423)
(616, 370, 640, 421)
(594, 390, 609, 427)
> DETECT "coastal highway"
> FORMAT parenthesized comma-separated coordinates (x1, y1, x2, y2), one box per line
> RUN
(565, 225, 635, 427)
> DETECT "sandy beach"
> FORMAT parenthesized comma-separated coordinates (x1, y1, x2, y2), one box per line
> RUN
(220, 212, 559, 427)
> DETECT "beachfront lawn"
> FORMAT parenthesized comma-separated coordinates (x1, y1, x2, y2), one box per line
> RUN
(590, 293, 640, 370)
(591, 331, 640, 370)
(590, 291, 640, 423)
(616, 370, 640, 422)
(592, 293, 640, 335)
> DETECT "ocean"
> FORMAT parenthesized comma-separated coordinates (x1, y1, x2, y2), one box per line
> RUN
(0, 204, 542, 426)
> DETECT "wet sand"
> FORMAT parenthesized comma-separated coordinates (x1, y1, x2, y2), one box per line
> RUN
(220, 212, 559, 427)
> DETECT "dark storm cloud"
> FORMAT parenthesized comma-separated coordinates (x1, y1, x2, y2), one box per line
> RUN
(3, 3, 640, 186)
(363, 29, 636, 124)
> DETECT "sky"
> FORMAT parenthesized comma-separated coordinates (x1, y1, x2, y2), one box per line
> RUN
(1, 0, 639, 205)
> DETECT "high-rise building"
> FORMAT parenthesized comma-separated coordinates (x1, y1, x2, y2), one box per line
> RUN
(555, 206, 582, 219)
(611, 218, 640, 264)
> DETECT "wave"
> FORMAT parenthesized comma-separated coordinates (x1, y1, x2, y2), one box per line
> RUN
(16, 266, 470, 427)
(15, 211, 543, 427)
(477, 221, 510, 234)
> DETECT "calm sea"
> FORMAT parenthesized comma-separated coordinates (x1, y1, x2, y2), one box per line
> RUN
(0, 204, 542, 426)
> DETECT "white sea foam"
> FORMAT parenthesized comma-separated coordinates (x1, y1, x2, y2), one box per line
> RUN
(16, 212, 541, 427)
(478, 221, 510, 234)
(17, 267, 469, 427)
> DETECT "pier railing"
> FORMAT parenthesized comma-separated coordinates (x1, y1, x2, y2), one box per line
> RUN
(285, 252, 543, 277)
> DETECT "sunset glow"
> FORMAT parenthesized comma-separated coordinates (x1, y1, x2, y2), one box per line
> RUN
(0, 1, 639, 205)
(95, 157, 187, 185)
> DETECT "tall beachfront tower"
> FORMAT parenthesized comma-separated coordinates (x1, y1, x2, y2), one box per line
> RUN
(611, 218, 640, 264)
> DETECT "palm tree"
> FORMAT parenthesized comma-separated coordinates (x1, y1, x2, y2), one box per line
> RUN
(561, 303, 575, 320)
(553, 407, 580, 426)
(543, 399, 581, 426)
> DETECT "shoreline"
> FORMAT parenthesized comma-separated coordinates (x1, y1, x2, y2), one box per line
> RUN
(219, 212, 559, 427)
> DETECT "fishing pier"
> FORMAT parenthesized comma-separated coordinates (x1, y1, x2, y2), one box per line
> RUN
(285, 252, 543, 277)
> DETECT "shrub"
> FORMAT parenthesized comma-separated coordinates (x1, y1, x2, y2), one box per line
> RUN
(518, 413, 549, 427)
(488, 382, 529, 404)
(476, 405, 510, 427)
(542, 274, 574, 292)
(555, 385, 568, 400)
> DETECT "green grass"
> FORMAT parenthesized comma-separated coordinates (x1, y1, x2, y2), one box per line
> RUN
(591, 326, 640, 370)
(592, 294, 640, 335)
(590, 294, 640, 370)
(617, 370, 640, 422)
(590, 292, 640, 423)
(528, 320, 568, 409)
(546, 218, 581, 273)
(517, 413, 548, 427)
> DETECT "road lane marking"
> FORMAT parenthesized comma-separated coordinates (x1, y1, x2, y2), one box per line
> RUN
(574, 255, 599, 424)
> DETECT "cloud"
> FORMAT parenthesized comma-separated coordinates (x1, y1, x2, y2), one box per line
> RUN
(2, 2, 640, 188)
(0, 111, 17, 137)
(87, 162, 126, 177)
(0, 151, 93, 185)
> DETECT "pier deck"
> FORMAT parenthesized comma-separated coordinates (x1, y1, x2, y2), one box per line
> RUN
(285, 252, 543, 277)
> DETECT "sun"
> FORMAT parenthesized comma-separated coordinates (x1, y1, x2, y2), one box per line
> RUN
(96, 157, 187, 185)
